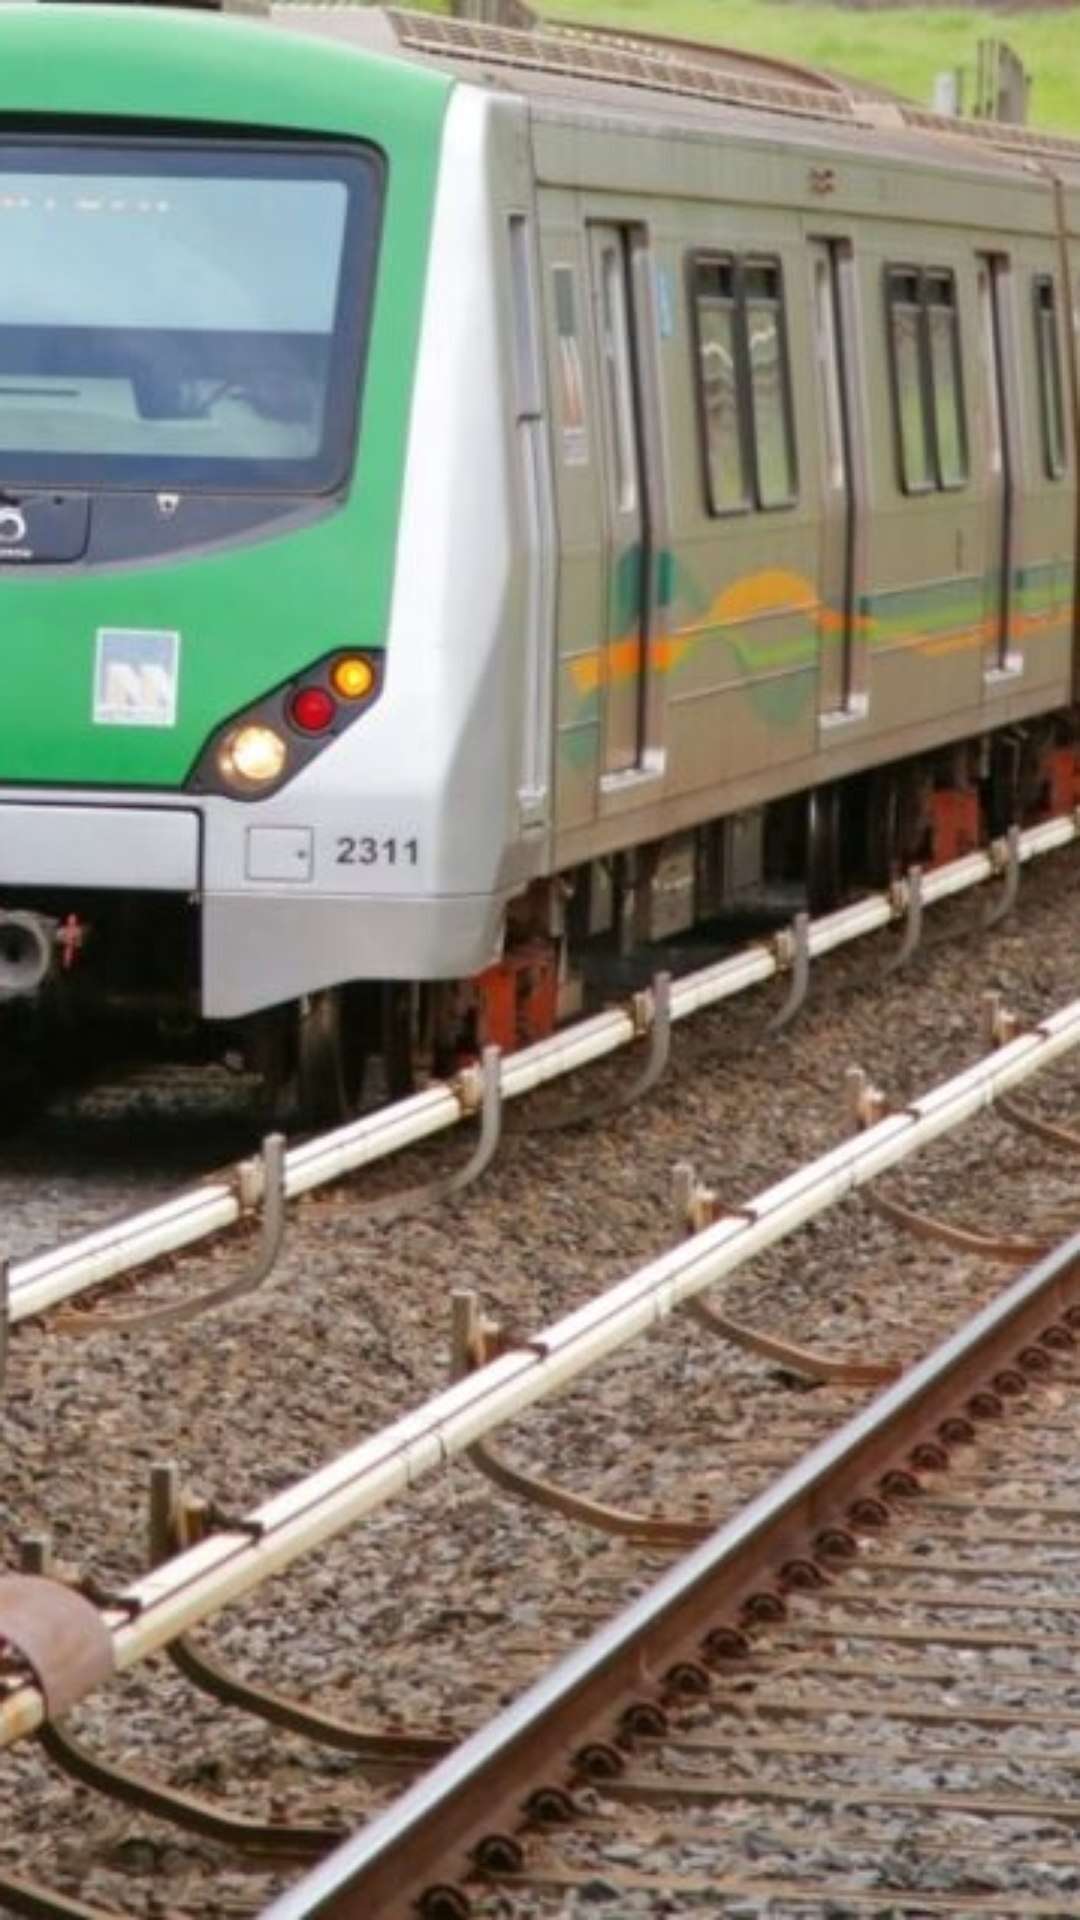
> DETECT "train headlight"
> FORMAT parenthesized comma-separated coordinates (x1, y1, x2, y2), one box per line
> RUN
(217, 724, 289, 790)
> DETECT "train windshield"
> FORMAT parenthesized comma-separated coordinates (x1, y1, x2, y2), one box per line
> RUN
(0, 140, 379, 493)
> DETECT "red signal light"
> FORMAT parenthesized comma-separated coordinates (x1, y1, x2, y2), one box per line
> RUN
(289, 686, 337, 734)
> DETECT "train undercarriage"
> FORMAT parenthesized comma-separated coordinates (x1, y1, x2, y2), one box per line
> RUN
(1, 714, 1077, 1130)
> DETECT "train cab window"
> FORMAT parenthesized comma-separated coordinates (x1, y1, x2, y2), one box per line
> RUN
(744, 262, 798, 507)
(692, 257, 751, 513)
(0, 140, 380, 494)
(1034, 277, 1067, 479)
(691, 253, 796, 514)
(886, 266, 968, 494)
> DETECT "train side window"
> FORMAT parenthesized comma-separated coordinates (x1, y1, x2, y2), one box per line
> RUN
(886, 267, 934, 493)
(692, 255, 751, 513)
(744, 260, 798, 508)
(886, 266, 968, 493)
(926, 272, 968, 489)
(1034, 276, 1067, 480)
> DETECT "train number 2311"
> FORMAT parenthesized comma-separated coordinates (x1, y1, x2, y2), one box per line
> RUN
(335, 834, 420, 867)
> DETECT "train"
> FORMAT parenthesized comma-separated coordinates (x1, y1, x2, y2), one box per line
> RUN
(1, 0, 1079, 1120)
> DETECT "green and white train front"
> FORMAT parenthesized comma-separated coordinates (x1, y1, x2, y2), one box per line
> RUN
(0, 7, 546, 1035)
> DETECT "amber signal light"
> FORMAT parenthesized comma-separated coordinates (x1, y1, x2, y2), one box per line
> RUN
(331, 654, 376, 700)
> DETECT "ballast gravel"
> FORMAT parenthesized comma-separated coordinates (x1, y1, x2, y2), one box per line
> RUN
(2, 846, 1080, 1913)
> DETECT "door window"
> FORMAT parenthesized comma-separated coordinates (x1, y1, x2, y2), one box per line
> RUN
(1034, 276, 1067, 480)
(598, 241, 638, 514)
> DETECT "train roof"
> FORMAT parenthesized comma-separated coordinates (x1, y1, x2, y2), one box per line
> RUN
(4, 1, 1080, 195)
(271, 5, 1080, 186)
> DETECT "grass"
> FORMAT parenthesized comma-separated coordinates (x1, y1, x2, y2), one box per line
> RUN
(424, 1, 1080, 132)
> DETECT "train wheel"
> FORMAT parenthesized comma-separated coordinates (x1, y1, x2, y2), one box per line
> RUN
(247, 984, 420, 1128)
(862, 769, 902, 887)
(806, 784, 842, 914)
(295, 987, 368, 1130)
(379, 982, 420, 1101)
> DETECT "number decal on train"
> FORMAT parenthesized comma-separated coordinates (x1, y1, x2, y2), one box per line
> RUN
(335, 835, 420, 868)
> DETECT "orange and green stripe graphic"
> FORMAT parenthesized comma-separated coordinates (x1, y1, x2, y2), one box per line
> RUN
(566, 554, 1072, 736)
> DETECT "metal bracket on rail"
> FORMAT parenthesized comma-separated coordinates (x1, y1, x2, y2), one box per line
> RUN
(144, 1465, 456, 1774)
(52, 1134, 288, 1337)
(358, 1044, 502, 1221)
(0, 1562, 114, 1720)
(983, 991, 1023, 1052)
(0, 1547, 153, 1914)
(864, 1187, 1048, 1264)
(997, 1097, 1080, 1155)
(882, 865, 924, 975)
(17, 1534, 345, 1864)
(449, 1291, 709, 1546)
(983, 823, 1021, 929)
(764, 912, 810, 1034)
(0, 1872, 126, 1920)
(982, 992, 1080, 1154)
(517, 974, 672, 1132)
(846, 1066, 890, 1133)
(671, 1164, 899, 1388)
(671, 1160, 751, 1235)
(847, 1065, 1049, 1264)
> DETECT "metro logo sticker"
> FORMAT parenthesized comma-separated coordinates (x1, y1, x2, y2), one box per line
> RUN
(93, 628, 180, 727)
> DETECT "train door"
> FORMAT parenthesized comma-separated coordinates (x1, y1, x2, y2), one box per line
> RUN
(809, 237, 864, 720)
(977, 253, 1016, 677)
(587, 224, 651, 775)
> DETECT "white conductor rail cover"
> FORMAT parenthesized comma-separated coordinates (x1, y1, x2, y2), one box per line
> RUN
(2, 986, 1080, 1747)
(6, 811, 1077, 1328)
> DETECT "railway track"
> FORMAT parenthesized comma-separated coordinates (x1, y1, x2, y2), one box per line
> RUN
(2, 814, 1071, 1342)
(4, 967, 1080, 1915)
(266, 1221, 1080, 1920)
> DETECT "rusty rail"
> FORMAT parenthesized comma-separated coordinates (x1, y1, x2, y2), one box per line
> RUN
(261, 1224, 1080, 1919)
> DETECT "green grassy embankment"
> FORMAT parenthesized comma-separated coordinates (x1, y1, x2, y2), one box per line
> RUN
(418, 0, 1080, 133)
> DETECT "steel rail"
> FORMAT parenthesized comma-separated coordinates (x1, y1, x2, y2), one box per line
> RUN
(2, 984, 1080, 1753)
(6, 813, 1076, 1330)
(261, 1222, 1080, 1920)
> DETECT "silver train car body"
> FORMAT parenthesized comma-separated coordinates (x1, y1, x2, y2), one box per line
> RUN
(1, 4, 1080, 1091)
